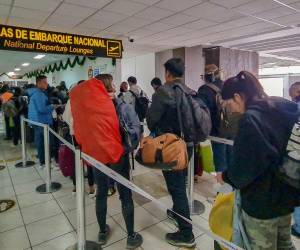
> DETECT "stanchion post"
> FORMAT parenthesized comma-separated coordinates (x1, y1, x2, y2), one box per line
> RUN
(15, 116, 35, 168)
(66, 148, 101, 250)
(187, 143, 205, 215)
(36, 125, 61, 194)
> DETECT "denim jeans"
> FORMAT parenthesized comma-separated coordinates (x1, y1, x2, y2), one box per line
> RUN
(163, 170, 193, 238)
(293, 207, 300, 233)
(211, 142, 233, 173)
(93, 154, 134, 235)
(34, 126, 45, 165)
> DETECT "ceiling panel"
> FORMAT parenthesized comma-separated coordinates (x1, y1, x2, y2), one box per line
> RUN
(209, 0, 252, 9)
(76, 18, 112, 30)
(14, 0, 61, 12)
(0, 4, 10, 16)
(233, 0, 281, 14)
(103, 0, 147, 16)
(94, 30, 123, 38)
(10, 7, 50, 21)
(129, 0, 160, 5)
(71, 27, 99, 35)
(255, 6, 297, 20)
(271, 13, 300, 26)
(105, 16, 152, 33)
(54, 3, 95, 18)
(64, 0, 112, 9)
(91, 10, 128, 23)
(184, 2, 243, 22)
(160, 13, 198, 26)
(143, 21, 174, 32)
(0, 0, 11, 5)
(44, 13, 83, 28)
(128, 28, 157, 38)
(182, 19, 217, 30)
(155, 0, 203, 12)
(134, 6, 174, 21)
(7, 16, 42, 28)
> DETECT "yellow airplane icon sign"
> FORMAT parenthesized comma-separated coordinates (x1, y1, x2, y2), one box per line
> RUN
(107, 40, 122, 58)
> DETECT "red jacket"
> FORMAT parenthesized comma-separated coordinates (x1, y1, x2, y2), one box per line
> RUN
(70, 78, 124, 164)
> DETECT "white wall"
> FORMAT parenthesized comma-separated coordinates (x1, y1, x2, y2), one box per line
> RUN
(24, 56, 119, 89)
(121, 53, 155, 98)
(155, 50, 173, 85)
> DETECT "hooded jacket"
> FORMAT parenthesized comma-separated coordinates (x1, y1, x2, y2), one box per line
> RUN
(223, 97, 300, 219)
(27, 88, 54, 125)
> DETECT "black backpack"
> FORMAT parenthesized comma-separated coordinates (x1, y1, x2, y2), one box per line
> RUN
(130, 90, 149, 121)
(174, 82, 211, 143)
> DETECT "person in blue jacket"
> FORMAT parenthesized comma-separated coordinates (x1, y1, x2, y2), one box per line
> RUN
(28, 75, 54, 168)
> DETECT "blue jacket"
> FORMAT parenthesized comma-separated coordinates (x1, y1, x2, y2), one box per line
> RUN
(27, 88, 54, 125)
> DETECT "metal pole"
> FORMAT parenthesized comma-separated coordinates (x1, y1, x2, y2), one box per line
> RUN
(36, 125, 61, 194)
(66, 148, 101, 250)
(15, 116, 35, 168)
(187, 143, 205, 215)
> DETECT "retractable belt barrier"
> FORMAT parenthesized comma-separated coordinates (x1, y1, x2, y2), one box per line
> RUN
(19, 118, 241, 250)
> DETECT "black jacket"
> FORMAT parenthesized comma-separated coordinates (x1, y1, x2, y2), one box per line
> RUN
(223, 97, 300, 219)
(146, 80, 181, 137)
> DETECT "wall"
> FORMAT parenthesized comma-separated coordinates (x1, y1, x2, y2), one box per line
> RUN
(24, 56, 119, 89)
(155, 50, 173, 85)
(121, 53, 156, 98)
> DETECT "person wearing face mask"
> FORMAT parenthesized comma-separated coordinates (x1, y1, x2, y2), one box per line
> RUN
(89, 74, 143, 249)
(220, 71, 299, 250)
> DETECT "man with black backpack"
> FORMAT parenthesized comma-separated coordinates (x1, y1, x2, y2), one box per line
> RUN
(147, 58, 202, 248)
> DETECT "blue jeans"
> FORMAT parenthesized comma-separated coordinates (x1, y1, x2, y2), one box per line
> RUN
(211, 142, 233, 172)
(293, 207, 300, 233)
(34, 126, 45, 165)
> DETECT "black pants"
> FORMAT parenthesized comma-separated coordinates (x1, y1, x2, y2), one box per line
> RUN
(4, 115, 12, 139)
(12, 116, 20, 145)
(71, 165, 94, 187)
(93, 154, 134, 235)
(162, 145, 193, 238)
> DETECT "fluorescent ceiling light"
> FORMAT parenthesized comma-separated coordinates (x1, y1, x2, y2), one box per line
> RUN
(34, 54, 45, 59)
(7, 72, 15, 76)
(14, 68, 21, 71)
(22, 63, 30, 66)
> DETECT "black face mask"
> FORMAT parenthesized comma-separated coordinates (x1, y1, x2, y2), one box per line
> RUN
(204, 73, 215, 83)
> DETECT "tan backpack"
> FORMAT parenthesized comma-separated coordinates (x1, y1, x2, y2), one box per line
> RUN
(135, 133, 188, 171)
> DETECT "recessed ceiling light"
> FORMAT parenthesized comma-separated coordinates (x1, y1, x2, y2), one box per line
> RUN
(22, 63, 30, 66)
(15, 68, 21, 71)
(7, 72, 15, 76)
(34, 54, 45, 59)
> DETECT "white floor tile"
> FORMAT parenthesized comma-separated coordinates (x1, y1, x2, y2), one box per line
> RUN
(65, 203, 100, 228)
(142, 195, 173, 221)
(57, 193, 95, 212)
(17, 191, 53, 209)
(106, 193, 124, 216)
(0, 173, 12, 188)
(52, 181, 74, 199)
(113, 206, 160, 232)
(14, 179, 45, 195)
(0, 209, 23, 233)
(138, 222, 177, 250)
(86, 218, 127, 246)
(32, 232, 77, 250)
(22, 199, 62, 224)
(0, 185, 15, 199)
(191, 214, 210, 238)
(195, 234, 214, 250)
(105, 237, 143, 250)
(11, 171, 42, 185)
(27, 214, 73, 246)
(0, 226, 30, 250)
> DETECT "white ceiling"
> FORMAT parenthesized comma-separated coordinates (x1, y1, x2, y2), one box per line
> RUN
(0, 0, 300, 71)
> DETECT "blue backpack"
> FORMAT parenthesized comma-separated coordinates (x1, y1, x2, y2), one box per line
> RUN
(116, 99, 141, 153)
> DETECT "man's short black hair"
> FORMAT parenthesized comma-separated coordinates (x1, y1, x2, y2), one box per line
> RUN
(151, 77, 162, 87)
(164, 58, 184, 78)
(36, 75, 47, 83)
(127, 76, 137, 84)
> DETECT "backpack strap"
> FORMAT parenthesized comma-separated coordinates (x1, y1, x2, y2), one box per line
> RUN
(173, 84, 184, 139)
(205, 83, 221, 93)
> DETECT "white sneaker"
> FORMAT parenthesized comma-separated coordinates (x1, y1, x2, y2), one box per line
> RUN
(89, 190, 96, 199)
(38, 164, 45, 170)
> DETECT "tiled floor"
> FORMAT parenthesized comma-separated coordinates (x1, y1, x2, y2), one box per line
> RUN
(1, 135, 300, 250)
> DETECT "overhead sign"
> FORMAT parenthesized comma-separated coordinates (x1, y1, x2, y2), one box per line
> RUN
(0, 24, 123, 58)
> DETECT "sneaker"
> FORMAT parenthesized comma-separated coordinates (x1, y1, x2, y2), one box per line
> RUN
(167, 209, 178, 227)
(98, 224, 110, 245)
(126, 232, 143, 249)
(38, 164, 45, 170)
(165, 231, 196, 248)
(89, 189, 96, 199)
(292, 226, 300, 238)
(108, 187, 116, 196)
(72, 188, 76, 196)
